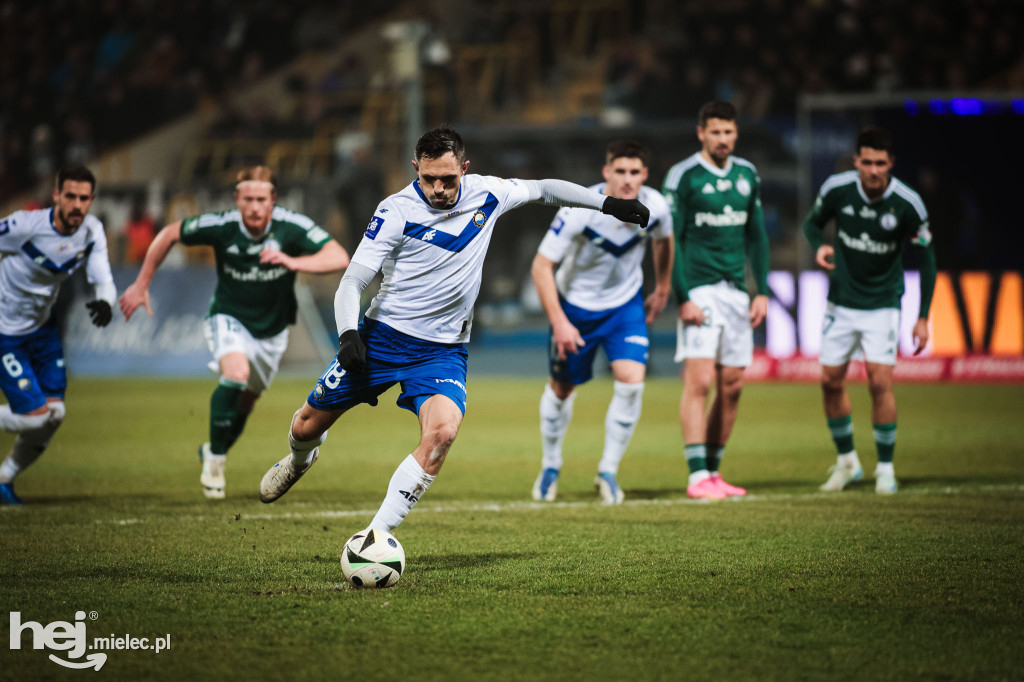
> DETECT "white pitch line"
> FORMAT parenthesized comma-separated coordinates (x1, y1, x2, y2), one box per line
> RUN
(92, 482, 1024, 525)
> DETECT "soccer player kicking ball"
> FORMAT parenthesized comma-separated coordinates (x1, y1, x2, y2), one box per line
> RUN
(120, 167, 349, 499)
(661, 101, 770, 500)
(258, 127, 650, 533)
(0, 165, 116, 505)
(803, 127, 936, 494)
(530, 141, 673, 505)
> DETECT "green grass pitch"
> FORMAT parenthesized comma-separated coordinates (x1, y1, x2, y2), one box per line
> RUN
(2, 377, 1023, 681)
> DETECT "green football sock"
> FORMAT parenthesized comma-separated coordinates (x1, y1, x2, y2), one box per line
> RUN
(225, 410, 251, 451)
(685, 443, 707, 474)
(873, 422, 897, 464)
(209, 379, 246, 455)
(706, 443, 724, 474)
(827, 415, 855, 455)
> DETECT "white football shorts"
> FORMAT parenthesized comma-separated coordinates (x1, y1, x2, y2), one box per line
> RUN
(819, 303, 900, 366)
(674, 281, 753, 367)
(203, 314, 289, 394)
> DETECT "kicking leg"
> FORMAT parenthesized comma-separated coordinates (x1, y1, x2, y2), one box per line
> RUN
(259, 401, 344, 503)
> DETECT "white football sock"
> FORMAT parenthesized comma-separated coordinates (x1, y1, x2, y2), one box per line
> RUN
(838, 451, 861, 469)
(0, 405, 49, 433)
(288, 429, 327, 466)
(0, 418, 61, 483)
(539, 384, 575, 470)
(875, 461, 894, 475)
(368, 454, 436, 532)
(598, 381, 644, 474)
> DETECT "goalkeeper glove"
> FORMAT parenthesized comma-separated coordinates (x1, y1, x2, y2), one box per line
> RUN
(86, 300, 113, 327)
(337, 329, 367, 373)
(601, 197, 650, 227)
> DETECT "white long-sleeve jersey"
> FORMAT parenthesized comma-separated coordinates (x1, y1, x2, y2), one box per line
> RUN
(0, 208, 115, 335)
(537, 184, 673, 312)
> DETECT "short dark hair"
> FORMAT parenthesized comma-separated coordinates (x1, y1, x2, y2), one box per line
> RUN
(605, 140, 649, 167)
(697, 101, 737, 127)
(415, 127, 465, 162)
(856, 126, 894, 155)
(55, 164, 96, 192)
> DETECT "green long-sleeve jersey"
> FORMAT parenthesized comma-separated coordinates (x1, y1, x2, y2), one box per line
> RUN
(661, 152, 770, 303)
(802, 171, 936, 316)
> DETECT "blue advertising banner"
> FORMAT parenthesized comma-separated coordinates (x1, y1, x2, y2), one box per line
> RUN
(63, 267, 216, 376)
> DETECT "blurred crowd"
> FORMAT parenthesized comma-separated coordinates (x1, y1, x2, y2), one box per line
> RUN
(0, 0, 395, 200)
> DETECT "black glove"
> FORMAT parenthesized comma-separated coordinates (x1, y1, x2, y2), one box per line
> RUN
(85, 300, 112, 327)
(337, 329, 367, 373)
(601, 197, 650, 228)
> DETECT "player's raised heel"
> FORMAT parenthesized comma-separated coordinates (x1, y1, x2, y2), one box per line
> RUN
(875, 470, 899, 495)
(710, 473, 747, 497)
(259, 448, 319, 503)
(199, 443, 225, 499)
(819, 464, 863, 492)
(594, 472, 625, 505)
(1, 482, 24, 505)
(531, 468, 559, 501)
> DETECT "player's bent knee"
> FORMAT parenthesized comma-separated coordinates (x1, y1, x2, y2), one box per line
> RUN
(0, 405, 51, 433)
(47, 400, 66, 426)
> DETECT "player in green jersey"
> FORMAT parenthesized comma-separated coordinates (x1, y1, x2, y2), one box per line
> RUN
(661, 101, 770, 500)
(803, 127, 936, 494)
(119, 166, 349, 499)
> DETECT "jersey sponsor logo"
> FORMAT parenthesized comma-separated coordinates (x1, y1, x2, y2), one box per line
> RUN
(837, 229, 898, 255)
(694, 205, 748, 227)
(842, 204, 855, 216)
(423, 229, 437, 241)
(879, 213, 898, 231)
(701, 183, 716, 194)
(716, 178, 732, 192)
(736, 177, 751, 196)
(223, 263, 289, 282)
(859, 206, 877, 219)
(366, 216, 384, 240)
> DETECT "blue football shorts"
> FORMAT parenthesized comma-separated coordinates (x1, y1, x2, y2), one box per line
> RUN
(0, 318, 66, 414)
(307, 318, 469, 416)
(549, 290, 649, 385)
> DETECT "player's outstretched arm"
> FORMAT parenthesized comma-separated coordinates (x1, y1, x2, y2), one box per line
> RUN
(531, 253, 583, 359)
(521, 179, 650, 227)
(119, 220, 182, 321)
(260, 240, 350, 273)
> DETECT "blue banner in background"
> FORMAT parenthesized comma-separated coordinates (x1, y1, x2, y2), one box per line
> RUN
(64, 267, 216, 376)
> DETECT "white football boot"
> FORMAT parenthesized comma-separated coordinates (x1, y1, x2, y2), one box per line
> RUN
(199, 443, 226, 499)
(819, 463, 864, 492)
(259, 448, 319, 503)
(875, 470, 899, 495)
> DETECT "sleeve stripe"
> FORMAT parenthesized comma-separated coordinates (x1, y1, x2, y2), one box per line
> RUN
(818, 171, 858, 197)
(891, 181, 929, 220)
(663, 156, 700, 191)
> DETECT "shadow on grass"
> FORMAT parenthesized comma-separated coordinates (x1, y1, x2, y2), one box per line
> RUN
(413, 552, 535, 572)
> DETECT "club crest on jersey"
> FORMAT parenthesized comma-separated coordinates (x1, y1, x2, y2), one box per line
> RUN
(472, 210, 487, 228)
(736, 177, 751, 197)
(314, 382, 325, 398)
(366, 216, 384, 240)
(262, 238, 282, 252)
(880, 212, 898, 231)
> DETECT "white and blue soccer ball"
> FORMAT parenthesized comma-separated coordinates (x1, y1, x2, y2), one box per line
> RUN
(340, 529, 405, 589)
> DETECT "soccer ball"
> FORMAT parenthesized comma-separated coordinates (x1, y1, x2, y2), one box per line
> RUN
(340, 529, 405, 589)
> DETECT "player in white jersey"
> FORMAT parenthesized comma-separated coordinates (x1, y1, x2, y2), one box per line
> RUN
(0, 165, 116, 504)
(529, 141, 673, 505)
(258, 127, 650, 534)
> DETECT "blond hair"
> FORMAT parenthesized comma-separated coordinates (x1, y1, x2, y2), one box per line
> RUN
(234, 166, 277, 192)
